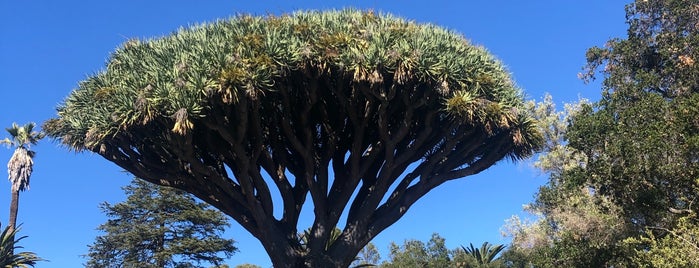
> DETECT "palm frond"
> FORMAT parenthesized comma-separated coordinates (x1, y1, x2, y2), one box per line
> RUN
(462, 242, 505, 264)
(0, 224, 45, 267)
(3, 123, 43, 193)
(3, 123, 44, 148)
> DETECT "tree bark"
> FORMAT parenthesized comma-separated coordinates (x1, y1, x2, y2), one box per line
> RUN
(266, 245, 356, 268)
(8, 189, 20, 254)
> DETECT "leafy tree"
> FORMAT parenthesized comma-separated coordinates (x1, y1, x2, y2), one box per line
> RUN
(381, 233, 451, 268)
(352, 242, 381, 267)
(504, 0, 699, 266)
(45, 10, 542, 267)
(85, 178, 237, 268)
(578, 0, 699, 233)
(0, 224, 44, 267)
(1, 123, 43, 240)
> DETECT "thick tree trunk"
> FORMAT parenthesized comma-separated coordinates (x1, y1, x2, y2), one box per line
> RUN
(7, 189, 20, 254)
(267, 249, 356, 268)
(264, 236, 360, 268)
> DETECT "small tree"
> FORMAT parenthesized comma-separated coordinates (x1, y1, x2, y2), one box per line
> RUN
(353, 242, 381, 267)
(85, 178, 237, 268)
(461, 242, 505, 265)
(46, 10, 542, 267)
(2, 123, 43, 240)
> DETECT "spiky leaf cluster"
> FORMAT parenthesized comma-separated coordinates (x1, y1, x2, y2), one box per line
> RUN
(45, 9, 538, 154)
(0, 224, 44, 267)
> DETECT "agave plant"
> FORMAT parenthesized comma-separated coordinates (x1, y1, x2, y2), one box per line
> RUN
(462, 242, 505, 265)
(0, 224, 44, 267)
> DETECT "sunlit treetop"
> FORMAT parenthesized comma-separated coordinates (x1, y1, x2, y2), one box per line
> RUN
(46, 9, 537, 153)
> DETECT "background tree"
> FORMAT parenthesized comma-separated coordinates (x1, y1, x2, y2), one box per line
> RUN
(352, 242, 381, 267)
(379, 234, 504, 268)
(381, 233, 451, 268)
(500, 97, 626, 267)
(578, 0, 699, 232)
(85, 178, 237, 268)
(234, 264, 260, 268)
(1, 123, 43, 237)
(0, 224, 44, 267)
(45, 10, 542, 267)
(503, 0, 699, 266)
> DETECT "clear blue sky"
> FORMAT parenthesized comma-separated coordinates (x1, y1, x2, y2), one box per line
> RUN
(0, 1, 627, 267)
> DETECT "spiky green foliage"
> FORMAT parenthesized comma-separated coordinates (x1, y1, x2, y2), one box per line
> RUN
(45, 10, 541, 267)
(85, 178, 236, 268)
(0, 224, 44, 267)
(462, 242, 505, 265)
(46, 10, 536, 150)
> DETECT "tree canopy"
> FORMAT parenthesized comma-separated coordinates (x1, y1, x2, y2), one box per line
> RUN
(502, 0, 699, 266)
(45, 9, 542, 267)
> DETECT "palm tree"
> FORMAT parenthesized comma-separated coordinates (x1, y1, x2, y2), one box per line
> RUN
(462, 242, 506, 265)
(0, 223, 44, 267)
(1, 123, 43, 237)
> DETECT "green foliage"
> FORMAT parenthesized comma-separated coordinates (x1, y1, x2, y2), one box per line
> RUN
(571, 0, 699, 250)
(0, 224, 44, 267)
(461, 242, 505, 265)
(503, 0, 699, 266)
(45, 10, 537, 152)
(351, 242, 380, 268)
(380, 234, 504, 268)
(381, 234, 451, 268)
(621, 213, 699, 267)
(85, 179, 237, 268)
(1, 123, 43, 150)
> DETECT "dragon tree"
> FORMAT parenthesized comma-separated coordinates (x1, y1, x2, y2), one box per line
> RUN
(44, 10, 542, 267)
